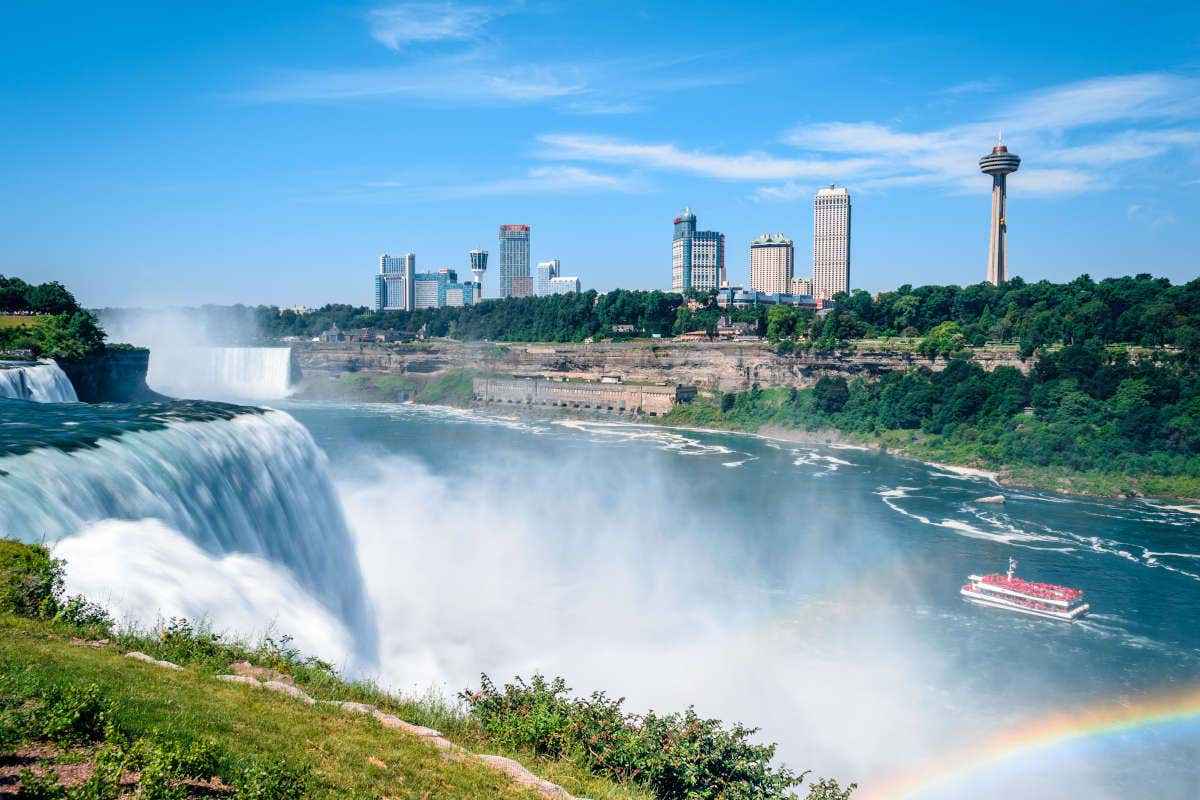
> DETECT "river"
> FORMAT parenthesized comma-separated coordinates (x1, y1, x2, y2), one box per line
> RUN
(2, 397, 1197, 798)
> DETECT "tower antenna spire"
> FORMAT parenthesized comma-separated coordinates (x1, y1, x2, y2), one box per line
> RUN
(998, 129, 1003, 146)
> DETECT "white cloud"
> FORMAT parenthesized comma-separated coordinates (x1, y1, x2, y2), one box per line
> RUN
(1127, 203, 1177, 231)
(537, 133, 879, 181)
(241, 58, 584, 104)
(937, 79, 1001, 97)
(769, 73, 1200, 198)
(997, 73, 1200, 131)
(367, 2, 503, 49)
(369, 166, 645, 197)
(1044, 130, 1200, 165)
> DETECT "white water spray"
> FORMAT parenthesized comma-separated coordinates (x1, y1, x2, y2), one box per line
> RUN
(0, 409, 375, 664)
(147, 346, 294, 401)
(0, 360, 78, 402)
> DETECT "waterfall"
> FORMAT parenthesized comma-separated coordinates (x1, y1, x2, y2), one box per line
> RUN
(147, 347, 294, 401)
(0, 360, 78, 403)
(0, 407, 376, 661)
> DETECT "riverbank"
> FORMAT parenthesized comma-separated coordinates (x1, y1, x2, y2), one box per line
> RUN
(296, 385, 1200, 502)
(0, 539, 838, 800)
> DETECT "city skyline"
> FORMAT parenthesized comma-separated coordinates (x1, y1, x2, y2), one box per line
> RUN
(2, 3, 1198, 307)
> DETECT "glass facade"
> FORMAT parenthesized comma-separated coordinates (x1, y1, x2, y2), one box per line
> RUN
(498, 225, 530, 298)
(672, 208, 724, 291)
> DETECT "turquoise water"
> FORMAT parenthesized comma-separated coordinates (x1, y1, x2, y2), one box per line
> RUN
(2, 397, 1197, 798)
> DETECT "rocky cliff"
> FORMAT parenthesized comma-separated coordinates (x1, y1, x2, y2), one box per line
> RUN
(59, 347, 165, 402)
(294, 340, 1028, 394)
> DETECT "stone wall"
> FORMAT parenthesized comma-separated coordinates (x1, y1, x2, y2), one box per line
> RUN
(295, 340, 1028, 394)
(473, 377, 681, 416)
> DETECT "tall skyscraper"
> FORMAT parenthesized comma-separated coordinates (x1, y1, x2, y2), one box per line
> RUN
(376, 252, 416, 311)
(536, 258, 561, 295)
(979, 138, 1020, 286)
(498, 225, 530, 299)
(749, 233, 794, 294)
(469, 249, 488, 302)
(671, 207, 725, 292)
(813, 185, 850, 300)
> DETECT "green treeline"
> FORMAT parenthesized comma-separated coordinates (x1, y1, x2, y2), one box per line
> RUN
(114, 273, 1200, 355)
(256, 288, 764, 342)
(0, 276, 106, 358)
(770, 273, 1200, 356)
(667, 341, 1200, 497)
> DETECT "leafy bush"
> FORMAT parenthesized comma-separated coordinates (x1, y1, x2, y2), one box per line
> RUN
(463, 673, 808, 800)
(41, 683, 111, 743)
(16, 768, 67, 800)
(0, 540, 64, 619)
(230, 758, 309, 800)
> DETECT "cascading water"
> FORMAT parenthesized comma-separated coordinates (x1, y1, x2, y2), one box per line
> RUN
(147, 347, 294, 401)
(0, 403, 376, 664)
(0, 360, 78, 402)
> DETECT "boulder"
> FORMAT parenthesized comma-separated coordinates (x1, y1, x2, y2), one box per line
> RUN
(230, 660, 294, 685)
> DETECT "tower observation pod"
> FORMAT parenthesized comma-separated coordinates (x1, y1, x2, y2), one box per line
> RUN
(469, 249, 488, 303)
(979, 138, 1020, 286)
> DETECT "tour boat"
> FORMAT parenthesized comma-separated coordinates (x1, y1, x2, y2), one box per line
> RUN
(961, 558, 1089, 622)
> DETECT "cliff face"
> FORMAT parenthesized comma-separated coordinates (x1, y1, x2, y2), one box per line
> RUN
(294, 340, 1028, 393)
(60, 348, 165, 403)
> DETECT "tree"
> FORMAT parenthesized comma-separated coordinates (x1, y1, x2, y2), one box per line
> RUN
(25, 281, 79, 315)
(813, 376, 849, 413)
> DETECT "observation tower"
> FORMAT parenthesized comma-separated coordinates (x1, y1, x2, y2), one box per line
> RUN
(469, 249, 488, 302)
(979, 137, 1021, 285)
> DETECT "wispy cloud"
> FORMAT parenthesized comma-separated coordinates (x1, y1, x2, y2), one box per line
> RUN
(937, 79, 1001, 97)
(1127, 203, 1177, 231)
(537, 133, 879, 181)
(241, 3, 737, 112)
(240, 55, 584, 104)
(369, 165, 645, 197)
(775, 72, 1200, 197)
(367, 2, 506, 49)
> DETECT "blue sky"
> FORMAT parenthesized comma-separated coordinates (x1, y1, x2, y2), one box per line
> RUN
(1, 1, 1198, 307)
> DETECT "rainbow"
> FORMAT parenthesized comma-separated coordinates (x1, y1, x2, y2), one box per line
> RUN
(862, 687, 1200, 800)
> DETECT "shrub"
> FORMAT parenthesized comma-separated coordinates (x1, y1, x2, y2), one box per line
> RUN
(54, 595, 113, 631)
(230, 758, 309, 800)
(0, 539, 64, 619)
(463, 673, 808, 800)
(41, 683, 112, 743)
(16, 768, 67, 800)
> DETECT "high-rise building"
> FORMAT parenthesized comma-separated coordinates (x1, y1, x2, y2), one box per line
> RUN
(791, 277, 813, 297)
(376, 252, 416, 311)
(510, 275, 534, 298)
(671, 207, 725, 292)
(979, 138, 1020, 286)
(498, 225, 530, 298)
(469, 249, 488, 302)
(546, 275, 581, 294)
(536, 258, 561, 295)
(412, 268, 476, 309)
(813, 185, 850, 300)
(749, 233, 794, 294)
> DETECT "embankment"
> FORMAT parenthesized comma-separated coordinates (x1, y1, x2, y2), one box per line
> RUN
(293, 339, 1025, 397)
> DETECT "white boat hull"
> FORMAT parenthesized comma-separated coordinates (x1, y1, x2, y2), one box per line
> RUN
(961, 587, 1089, 622)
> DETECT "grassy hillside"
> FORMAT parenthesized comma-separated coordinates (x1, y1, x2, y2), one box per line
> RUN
(0, 541, 852, 799)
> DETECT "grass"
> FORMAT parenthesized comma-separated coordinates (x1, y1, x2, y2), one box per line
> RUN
(0, 614, 652, 800)
(0, 315, 52, 331)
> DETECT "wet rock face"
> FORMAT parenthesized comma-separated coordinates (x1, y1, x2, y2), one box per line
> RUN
(295, 340, 1028, 395)
(59, 349, 165, 403)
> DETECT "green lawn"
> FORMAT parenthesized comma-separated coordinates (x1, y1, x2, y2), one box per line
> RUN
(0, 615, 650, 800)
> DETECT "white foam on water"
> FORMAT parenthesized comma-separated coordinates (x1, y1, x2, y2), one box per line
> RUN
(56, 519, 355, 664)
(0, 359, 77, 403)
